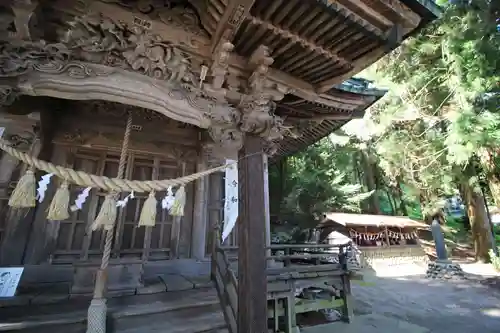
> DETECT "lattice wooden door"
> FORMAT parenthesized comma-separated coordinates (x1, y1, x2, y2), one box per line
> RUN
(51, 147, 181, 263)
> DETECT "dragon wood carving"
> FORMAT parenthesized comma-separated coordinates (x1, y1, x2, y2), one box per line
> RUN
(62, 15, 197, 86)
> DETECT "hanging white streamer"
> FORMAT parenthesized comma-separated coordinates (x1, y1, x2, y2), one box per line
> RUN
(36, 173, 54, 203)
(117, 191, 135, 208)
(161, 187, 175, 210)
(70, 187, 92, 212)
(222, 160, 238, 242)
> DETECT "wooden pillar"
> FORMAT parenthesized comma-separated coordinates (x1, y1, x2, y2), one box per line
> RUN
(170, 162, 186, 258)
(0, 137, 39, 265)
(237, 135, 268, 333)
(22, 107, 62, 264)
(206, 171, 223, 255)
(0, 153, 20, 191)
(263, 153, 272, 261)
(192, 151, 208, 260)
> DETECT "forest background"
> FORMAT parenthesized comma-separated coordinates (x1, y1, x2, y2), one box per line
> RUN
(268, 0, 500, 263)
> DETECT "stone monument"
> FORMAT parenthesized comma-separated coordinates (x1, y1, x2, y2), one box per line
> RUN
(426, 220, 466, 280)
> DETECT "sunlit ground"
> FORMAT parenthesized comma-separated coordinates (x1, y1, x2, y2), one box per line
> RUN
(346, 261, 500, 333)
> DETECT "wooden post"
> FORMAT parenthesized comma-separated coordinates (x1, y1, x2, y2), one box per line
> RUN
(15, 107, 61, 264)
(192, 151, 208, 260)
(237, 135, 268, 333)
(384, 226, 390, 247)
(170, 162, 186, 258)
(207, 172, 223, 255)
(263, 153, 272, 260)
(0, 137, 37, 265)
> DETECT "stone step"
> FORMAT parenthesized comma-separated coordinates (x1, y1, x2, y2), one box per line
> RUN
(0, 287, 226, 333)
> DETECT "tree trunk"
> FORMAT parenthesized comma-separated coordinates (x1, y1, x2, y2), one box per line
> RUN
(462, 164, 492, 262)
(479, 148, 500, 208)
(386, 191, 396, 215)
(396, 178, 408, 216)
(360, 150, 381, 214)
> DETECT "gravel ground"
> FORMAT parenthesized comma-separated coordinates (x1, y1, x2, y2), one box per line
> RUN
(352, 263, 500, 333)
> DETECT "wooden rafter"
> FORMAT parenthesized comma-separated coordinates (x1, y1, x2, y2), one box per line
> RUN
(314, 0, 387, 39)
(210, 0, 256, 53)
(315, 24, 403, 93)
(248, 16, 351, 69)
(358, 0, 421, 28)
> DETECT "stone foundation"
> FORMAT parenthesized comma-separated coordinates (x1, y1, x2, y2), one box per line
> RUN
(426, 260, 466, 280)
(360, 245, 428, 269)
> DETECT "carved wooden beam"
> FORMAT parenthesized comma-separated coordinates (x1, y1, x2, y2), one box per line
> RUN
(210, 0, 256, 53)
(14, 63, 211, 128)
(248, 16, 351, 69)
(50, 0, 380, 109)
(49, 0, 379, 111)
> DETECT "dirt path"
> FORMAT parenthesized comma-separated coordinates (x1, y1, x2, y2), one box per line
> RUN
(352, 264, 500, 333)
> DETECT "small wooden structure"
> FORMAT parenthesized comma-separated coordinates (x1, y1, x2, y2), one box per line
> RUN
(0, 0, 439, 332)
(213, 233, 354, 333)
(319, 213, 429, 269)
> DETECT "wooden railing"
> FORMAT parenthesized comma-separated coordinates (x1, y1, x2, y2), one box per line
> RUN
(211, 234, 353, 333)
(211, 231, 238, 333)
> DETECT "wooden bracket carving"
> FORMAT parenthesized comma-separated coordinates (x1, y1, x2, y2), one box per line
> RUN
(211, 40, 234, 90)
(237, 45, 292, 141)
(0, 86, 20, 106)
(10, 0, 39, 40)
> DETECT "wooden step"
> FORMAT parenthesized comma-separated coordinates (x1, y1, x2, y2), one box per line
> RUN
(117, 303, 226, 333)
(0, 288, 226, 333)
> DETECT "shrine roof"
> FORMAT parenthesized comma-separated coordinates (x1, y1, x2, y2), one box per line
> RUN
(320, 212, 428, 229)
(273, 78, 386, 157)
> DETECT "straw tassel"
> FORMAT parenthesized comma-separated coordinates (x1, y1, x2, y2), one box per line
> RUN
(47, 181, 70, 221)
(8, 168, 36, 208)
(170, 186, 186, 217)
(92, 194, 117, 231)
(138, 192, 157, 227)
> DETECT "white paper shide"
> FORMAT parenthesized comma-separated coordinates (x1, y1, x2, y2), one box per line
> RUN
(222, 160, 238, 242)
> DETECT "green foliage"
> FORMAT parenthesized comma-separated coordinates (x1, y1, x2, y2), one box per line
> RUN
(490, 250, 500, 271)
(362, 1, 500, 214)
(272, 139, 373, 228)
(270, 1, 500, 260)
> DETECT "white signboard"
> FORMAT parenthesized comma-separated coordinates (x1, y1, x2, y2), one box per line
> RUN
(0, 267, 24, 297)
(222, 160, 238, 242)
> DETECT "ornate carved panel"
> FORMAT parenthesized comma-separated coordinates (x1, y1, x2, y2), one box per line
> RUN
(100, 0, 210, 37)
(0, 2, 298, 158)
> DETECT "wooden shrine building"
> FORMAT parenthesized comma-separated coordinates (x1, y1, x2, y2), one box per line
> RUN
(0, 0, 440, 332)
(319, 213, 429, 269)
